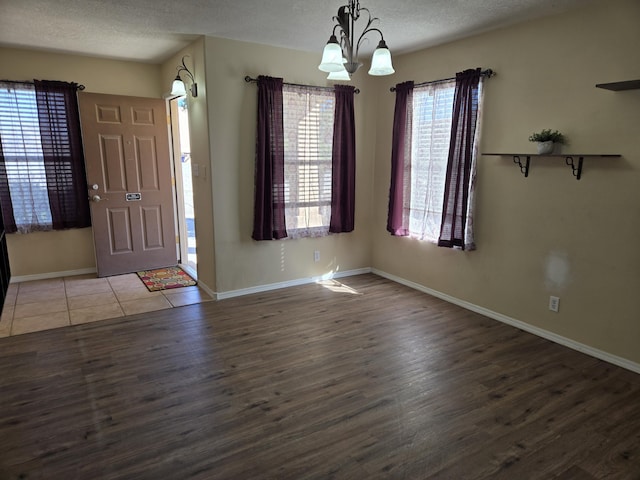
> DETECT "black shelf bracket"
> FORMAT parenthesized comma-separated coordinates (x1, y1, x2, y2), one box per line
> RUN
(595, 79, 640, 91)
(565, 156, 584, 180)
(513, 155, 530, 177)
(482, 153, 620, 180)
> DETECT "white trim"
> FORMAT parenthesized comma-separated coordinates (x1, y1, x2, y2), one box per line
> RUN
(179, 263, 197, 281)
(215, 268, 372, 300)
(372, 268, 640, 375)
(11, 268, 97, 284)
(195, 278, 216, 300)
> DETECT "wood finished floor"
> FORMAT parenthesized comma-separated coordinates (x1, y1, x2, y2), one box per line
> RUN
(0, 274, 638, 479)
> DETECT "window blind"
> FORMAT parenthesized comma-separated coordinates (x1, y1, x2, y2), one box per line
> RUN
(408, 80, 455, 241)
(0, 83, 53, 232)
(282, 84, 335, 238)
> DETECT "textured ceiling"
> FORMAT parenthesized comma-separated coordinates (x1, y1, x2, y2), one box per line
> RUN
(0, 0, 595, 64)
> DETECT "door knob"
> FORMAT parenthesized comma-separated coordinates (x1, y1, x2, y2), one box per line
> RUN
(91, 195, 102, 202)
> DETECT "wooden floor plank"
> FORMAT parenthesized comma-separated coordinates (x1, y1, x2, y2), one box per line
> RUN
(0, 274, 638, 479)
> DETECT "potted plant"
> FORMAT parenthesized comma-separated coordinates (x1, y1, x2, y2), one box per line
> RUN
(528, 129, 566, 154)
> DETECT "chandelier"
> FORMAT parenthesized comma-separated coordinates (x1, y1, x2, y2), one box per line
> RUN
(318, 0, 395, 80)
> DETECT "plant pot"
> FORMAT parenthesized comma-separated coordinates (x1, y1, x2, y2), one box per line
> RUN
(536, 141, 554, 155)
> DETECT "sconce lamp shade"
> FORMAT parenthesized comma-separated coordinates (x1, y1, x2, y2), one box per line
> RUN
(171, 75, 187, 96)
(318, 36, 345, 73)
(368, 40, 395, 76)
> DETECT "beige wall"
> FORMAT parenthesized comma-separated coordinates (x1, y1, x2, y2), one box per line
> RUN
(0, 47, 163, 277)
(160, 39, 217, 291)
(201, 37, 376, 293)
(371, 0, 640, 363)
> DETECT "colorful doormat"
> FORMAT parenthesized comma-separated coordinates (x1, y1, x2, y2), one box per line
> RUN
(137, 266, 197, 292)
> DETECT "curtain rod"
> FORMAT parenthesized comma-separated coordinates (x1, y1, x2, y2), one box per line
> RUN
(0, 79, 86, 90)
(244, 76, 360, 95)
(389, 69, 495, 92)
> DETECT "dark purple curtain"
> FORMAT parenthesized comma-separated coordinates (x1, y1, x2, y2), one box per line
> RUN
(0, 139, 17, 233)
(252, 76, 287, 240)
(34, 80, 91, 230)
(329, 85, 356, 233)
(387, 81, 413, 236)
(437, 69, 481, 250)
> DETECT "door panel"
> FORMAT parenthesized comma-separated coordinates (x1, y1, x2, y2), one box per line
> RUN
(100, 135, 127, 190)
(108, 208, 133, 254)
(80, 93, 177, 277)
(141, 206, 164, 249)
(136, 137, 160, 189)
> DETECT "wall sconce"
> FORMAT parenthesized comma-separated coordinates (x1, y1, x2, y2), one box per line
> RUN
(171, 55, 198, 97)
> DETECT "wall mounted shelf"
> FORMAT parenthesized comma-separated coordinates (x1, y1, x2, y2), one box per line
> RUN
(482, 153, 621, 180)
(595, 80, 640, 91)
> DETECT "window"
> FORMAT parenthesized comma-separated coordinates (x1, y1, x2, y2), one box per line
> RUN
(252, 76, 355, 241)
(409, 80, 456, 242)
(388, 69, 483, 250)
(0, 80, 90, 234)
(282, 85, 335, 238)
(0, 84, 52, 232)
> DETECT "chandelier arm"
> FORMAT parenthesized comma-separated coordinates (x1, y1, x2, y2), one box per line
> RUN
(348, 0, 361, 21)
(355, 26, 384, 58)
(335, 4, 380, 66)
(351, 7, 381, 59)
(333, 6, 353, 59)
(334, 5, 351, 38)
(339, 31, 354, 62)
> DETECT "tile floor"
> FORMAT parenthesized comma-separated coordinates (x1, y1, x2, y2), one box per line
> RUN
(0, 273, 212, 338)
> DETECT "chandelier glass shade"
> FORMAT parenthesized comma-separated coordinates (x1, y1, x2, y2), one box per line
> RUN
(318, 0, 394, 80)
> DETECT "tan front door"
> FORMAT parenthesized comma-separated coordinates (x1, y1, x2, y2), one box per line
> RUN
(79, 93, 177, 277)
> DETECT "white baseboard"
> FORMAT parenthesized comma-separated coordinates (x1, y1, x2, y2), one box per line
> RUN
(176, 263, 216, 299)
(372, 268, 640, 375)
(195, 279, 216, 300)
(11, 267, 97, 284)
(215, 267, 372, 300)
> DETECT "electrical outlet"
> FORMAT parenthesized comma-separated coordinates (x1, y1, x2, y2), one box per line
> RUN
(314, 250, 320, 262)
(549, 296, 560, 312)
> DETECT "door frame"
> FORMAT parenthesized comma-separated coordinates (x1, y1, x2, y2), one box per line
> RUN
(167, 95, 197, 280)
